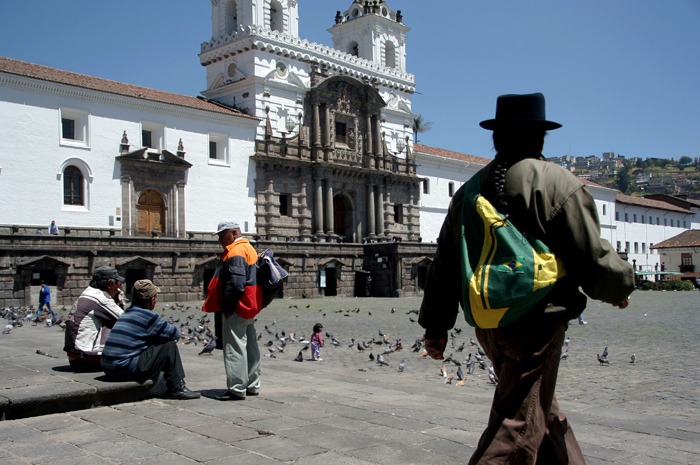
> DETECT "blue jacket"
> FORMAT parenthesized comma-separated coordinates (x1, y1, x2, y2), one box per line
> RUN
(101, 305, 180, 376)
(39, 285, 51, 303)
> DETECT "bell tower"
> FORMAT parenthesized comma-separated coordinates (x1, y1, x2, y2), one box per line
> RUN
(329, 1, 409, 73)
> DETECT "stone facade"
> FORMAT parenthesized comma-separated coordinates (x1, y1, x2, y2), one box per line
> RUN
(0, 227, 436, 308)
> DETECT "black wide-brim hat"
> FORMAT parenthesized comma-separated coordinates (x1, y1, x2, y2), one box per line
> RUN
(479, 93, 562, 131)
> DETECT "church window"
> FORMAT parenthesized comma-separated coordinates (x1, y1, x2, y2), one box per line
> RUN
(394, 204, 404, 224)
(276, 61, 288, 78)
(384, 41, 396, 68)
(423, 179, 429, 194)
(142, 130, 153, 149)
(348, 41, 359, 57)
(63, 166, 84, 206)
(269, 0, 283, 33)
(279, 193, 291, 216)
(225, 0, 238, 35)
(602, 204, 606, 216)
(62, 118, 75, 140)
(208, 133, 229, 164)
(448, 182, 454, 197)
(335, 122, 347, 144)
(59, 108, 89, 147)
(141, 122, 164, 151)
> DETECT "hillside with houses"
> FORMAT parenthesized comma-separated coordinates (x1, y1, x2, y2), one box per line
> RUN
(549, 153, 700, 197)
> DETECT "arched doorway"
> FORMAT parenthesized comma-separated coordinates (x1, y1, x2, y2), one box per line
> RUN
(137, 189, 165, 236)
(333, 194, 354, 242)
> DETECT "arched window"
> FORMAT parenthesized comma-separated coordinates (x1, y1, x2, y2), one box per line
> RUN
(348, 41, 359, 57)
(225, 0, 238, 35)
(269, 0, 284, 32)
(384, 41, 396, 68)
(63, 165, 84, 206)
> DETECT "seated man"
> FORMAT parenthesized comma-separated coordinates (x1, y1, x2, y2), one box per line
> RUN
(64, 266, 125, 372)
(101, 279, 199, 400)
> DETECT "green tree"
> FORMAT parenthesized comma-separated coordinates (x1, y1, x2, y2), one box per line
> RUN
(412, 114, 432, 144)
(679, 156, 692, 166)
(616, 165, 632, 194)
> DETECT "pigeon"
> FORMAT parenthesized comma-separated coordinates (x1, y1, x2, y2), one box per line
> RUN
(456, 366, 464, 380)
(2, 324, 12, 334)
(357, 342, 366, 351)
(488, 365, 499, 383)
(630, 354, 636, 364)
(198, 337, 218, 355)
(293, 351, 303, 362)
(454, 327, 462, 334)
(560, 351, 569, 360)
(369, 352, 375, 361)
(564, 336, 570, 347)
(377, 354, 389, 366)
(469, 338, 477, 346)
(601, 346, 609, 359)
(398, 360, 405, 372)
(488, 371, 498, 384)
(597, 353, 610, 365)
(411, 338, 423, 352)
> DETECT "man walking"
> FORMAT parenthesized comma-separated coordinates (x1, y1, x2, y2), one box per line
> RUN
(101, 279, 199, 400)
(35, 281, 56, 323)
(203, 220, 262, 400)
(419, 93, 634, 464)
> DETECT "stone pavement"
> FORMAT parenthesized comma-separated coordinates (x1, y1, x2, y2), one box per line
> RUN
(1, 292, 698, 464)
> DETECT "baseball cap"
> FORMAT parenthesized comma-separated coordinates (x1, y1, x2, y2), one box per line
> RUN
(131, 279, 161, 300)
(213, 219, 240, 235)
(91, 266, 125, 283)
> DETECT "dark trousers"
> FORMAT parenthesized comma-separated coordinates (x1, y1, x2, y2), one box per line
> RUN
(134, 340, 186, 388)
(470, 319, 585, 465)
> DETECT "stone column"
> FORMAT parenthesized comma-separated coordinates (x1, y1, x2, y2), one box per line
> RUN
(374, 116, 383, 169)
(376, 185, 385, 237)
(323, 105, 331, 161)
(325, 184, 334, 235)
(120, 176, 131, 236)
(365, 114, 373, 163)
(312, 103, 321, 161)
(314, 177, 324, 234)
(177, 181, 186, 238)
(367, 184, 376, 237)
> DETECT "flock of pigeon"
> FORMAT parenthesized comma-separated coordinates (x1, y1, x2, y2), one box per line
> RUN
(3, 302, 637, 374)
(251, 304, 502, 388)
(1, 306, 67, 334)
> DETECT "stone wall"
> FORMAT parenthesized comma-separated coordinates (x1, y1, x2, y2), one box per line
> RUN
(0, 231, 437, 308)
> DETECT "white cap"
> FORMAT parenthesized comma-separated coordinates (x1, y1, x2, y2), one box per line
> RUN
(213, 219, 240, 235)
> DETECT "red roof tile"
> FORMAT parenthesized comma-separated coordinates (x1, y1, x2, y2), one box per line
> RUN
(413, 143, 491, 165)
(652, 230, 700, 249)
(0, 57, 258, 121)
(616, 192, 692, 214)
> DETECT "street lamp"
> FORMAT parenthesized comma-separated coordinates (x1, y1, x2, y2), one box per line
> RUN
(396, 138, 405, 155)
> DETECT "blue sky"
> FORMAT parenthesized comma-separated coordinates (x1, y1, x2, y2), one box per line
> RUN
(1, 0, 698, 160)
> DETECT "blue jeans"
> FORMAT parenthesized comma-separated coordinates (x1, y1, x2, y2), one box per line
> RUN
(37, 302, 56, 319)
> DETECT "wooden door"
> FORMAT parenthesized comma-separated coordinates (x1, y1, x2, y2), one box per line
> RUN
(136, 189, 165, 236)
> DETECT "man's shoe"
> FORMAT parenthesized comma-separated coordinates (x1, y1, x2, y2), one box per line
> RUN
(215, 390, 245, 401)
(164, 382, 200, 400)
(246, 389, 260, 396)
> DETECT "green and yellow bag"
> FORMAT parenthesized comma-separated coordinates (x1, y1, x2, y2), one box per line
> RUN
(460, 172, 565, 328)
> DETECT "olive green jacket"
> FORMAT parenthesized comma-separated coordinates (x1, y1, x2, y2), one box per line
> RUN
(419, 157, 635, 337)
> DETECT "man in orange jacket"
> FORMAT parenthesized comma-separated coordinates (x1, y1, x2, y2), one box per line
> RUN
(204, 220, 262, 400)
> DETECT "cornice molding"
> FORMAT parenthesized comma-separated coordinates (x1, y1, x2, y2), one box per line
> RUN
(199, 27, 416, 93)
(0, 73, 259, 128)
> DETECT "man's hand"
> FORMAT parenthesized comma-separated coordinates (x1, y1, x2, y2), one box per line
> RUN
(613, 298, 630, 309)
(423, 337, 447, 360)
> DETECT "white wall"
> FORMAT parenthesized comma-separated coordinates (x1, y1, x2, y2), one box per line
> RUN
(0, 75, 258, 234)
